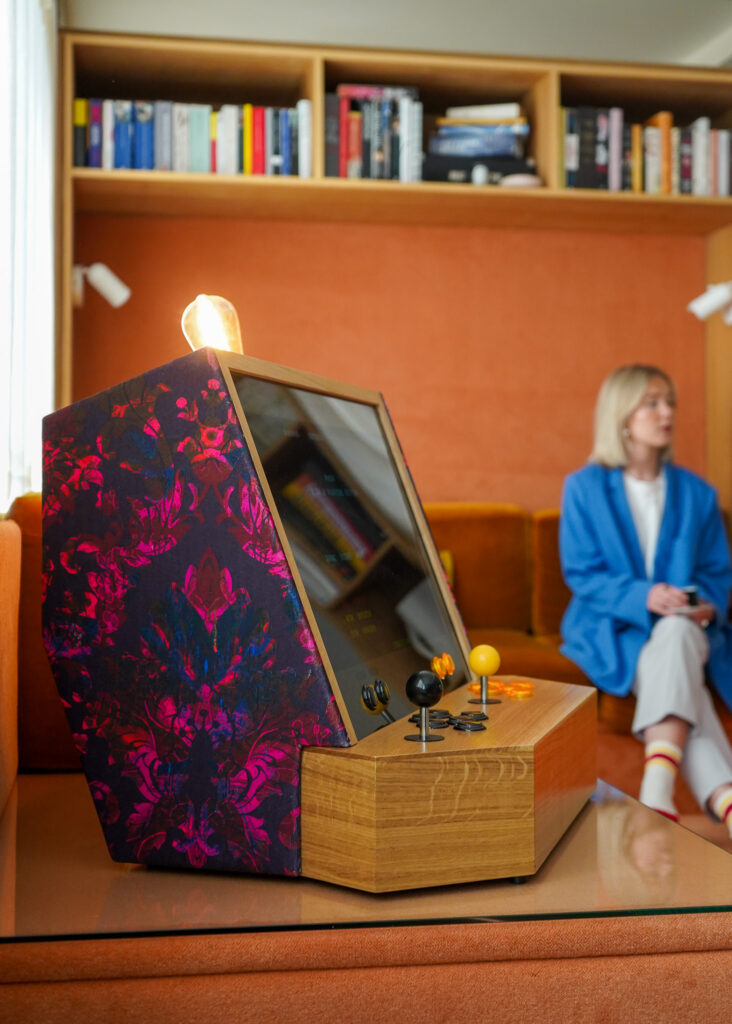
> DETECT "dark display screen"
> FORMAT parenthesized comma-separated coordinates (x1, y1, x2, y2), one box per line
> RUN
(234, 374, 467, 738)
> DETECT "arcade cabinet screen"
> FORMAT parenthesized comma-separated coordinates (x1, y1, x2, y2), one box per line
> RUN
(234, 373, 467, 738)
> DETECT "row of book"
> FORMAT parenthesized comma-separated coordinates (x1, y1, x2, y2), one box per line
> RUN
(72, 97, 313, 177)
(324, 84, 424, 181)
(563, 107, 731, 196)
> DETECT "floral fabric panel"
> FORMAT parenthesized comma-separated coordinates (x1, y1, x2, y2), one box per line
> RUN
(42, 347, 348, 876)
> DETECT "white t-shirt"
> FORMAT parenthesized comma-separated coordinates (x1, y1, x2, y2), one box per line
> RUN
(623, 471, 666, 579)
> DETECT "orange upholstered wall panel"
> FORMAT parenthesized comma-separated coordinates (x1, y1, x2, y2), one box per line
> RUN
(73, 216, 707, 510)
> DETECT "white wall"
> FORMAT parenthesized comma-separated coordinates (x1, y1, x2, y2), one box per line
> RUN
(60, 0, 732, 65)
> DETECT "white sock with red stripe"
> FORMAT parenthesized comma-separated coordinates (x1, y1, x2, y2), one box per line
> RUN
(710, 787, 732, 837)
(639, 740, 683, 821)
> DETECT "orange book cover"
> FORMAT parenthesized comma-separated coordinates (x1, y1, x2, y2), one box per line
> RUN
(645, 110, 673, 193)
(631, 123, 643, 192)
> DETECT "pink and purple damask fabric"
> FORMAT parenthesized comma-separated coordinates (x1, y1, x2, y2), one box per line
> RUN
(42, 348, 348, 876)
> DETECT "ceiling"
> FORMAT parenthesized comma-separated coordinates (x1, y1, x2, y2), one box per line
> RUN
(61, 0, 732, 67)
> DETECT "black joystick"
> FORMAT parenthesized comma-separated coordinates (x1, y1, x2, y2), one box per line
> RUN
(404, 670, 445, 743)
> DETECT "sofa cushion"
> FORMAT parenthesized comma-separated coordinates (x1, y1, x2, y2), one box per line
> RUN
(6, 493, 80, 772)
(0, 519, 20, 811)
(531, 508, 571, 638)
(424, 503, 531, 631)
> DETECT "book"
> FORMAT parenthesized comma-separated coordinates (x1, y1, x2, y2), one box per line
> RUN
(398, 96, 412, 183)
(73, 98, 87, 166)
(643, 125, 661, 194)
(621, 122, 633, 191)
(216, 104, 239, 174)
(153, 100, 172, 171)
(243, 103, 253, 174)
(645, 110, 672, 194)
(338, 97, 350, 177)
(679, 127, 693, 194)
(346, 109, 363, 178)
(370, 98, 385, 178)
(133, 101, 154, 170)
(594, 109, 609, 189)
(718, 128, 730, 196)
(408, 99, 423, 181)
(380, 100, 393, 179)
(268, 108, 281, 175)
(252, 106, 265, 174)
(564, 108, 578, 187)
(88, 99, 102, 167)
(690, 116, 711, 196)
(670, 126, 680, 194)
(280, 108, 291, 175)
(422, 153, 535, 184)
(607, 107, 623, 192)
(574, 107, 598, 188)
(113, 100, 133, 169)
(324, 93, 340, 177)
(172, 103, 189, 172)
(296, 98, 312, 178)
(188, 104, 211, 173)
(436, 115, 527, 128)
(428, 123, 529, 158)
(210, 110, 217, 172)
(336, 83, 418, 101)
(444, 101, 522, 121)
(631, 123, 643, 192)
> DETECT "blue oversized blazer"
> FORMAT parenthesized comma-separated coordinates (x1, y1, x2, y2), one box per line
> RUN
(559, 462, 732, 709)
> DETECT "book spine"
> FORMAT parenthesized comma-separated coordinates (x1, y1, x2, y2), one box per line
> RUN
(621, 122, 632, 190)
(645, 111, 673, 194)
(691, 116, 710, 196)
(296, 98, 312, 178)
(210, 109, 217, 173)
(269, 108, 281, 175)
(346, 109, 363, 178)
(280, 108, 291, 175)
(631, 123, 643, 192)
(370, 98, 385, 178)
(88, 99, 102, 168)
(153, 100, 171, 171)
(679, 127, 693, 194)
(172, 103, 189, 172)
(445, 101, 522, 120)
(427, 132, 525, 158)
(670, 126, 680, 195)
(718, 128, 730, 196)
(113, 100, 133, 169)
(563, 108, 578, 187)
(324, 94, 340, 177)
(188, 104, 212, 173)
(73, 98, 88, 166)
(574, 107, 596, 188)
(338, 97, 349, 177)
(643, 125, 661, 194)
(360, 100, 373, 179)
(243, 103, 253, 174)
(594, 109, 609, 189)
(133, 101, 154, 170)
(289, 107, 299, 175)
(252, 106, 265, 174)
(607, 106, 623, 191)
(398, 96, 411, 183)
(410, 100, 423, 181)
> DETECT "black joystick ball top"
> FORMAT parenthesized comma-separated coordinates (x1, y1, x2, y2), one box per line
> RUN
(406, 670, 443, 709)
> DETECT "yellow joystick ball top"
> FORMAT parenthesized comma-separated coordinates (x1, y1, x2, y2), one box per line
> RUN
(469, 644, 501, 678)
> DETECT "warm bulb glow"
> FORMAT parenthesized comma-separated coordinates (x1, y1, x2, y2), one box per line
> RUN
(181, 294, 243, 354)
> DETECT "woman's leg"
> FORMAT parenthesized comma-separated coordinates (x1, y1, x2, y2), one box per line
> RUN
(632, 615, 708, 818)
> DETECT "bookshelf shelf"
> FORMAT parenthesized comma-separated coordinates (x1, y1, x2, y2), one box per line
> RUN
(73, 168, 732, 234)
(59, 30, 732, 412)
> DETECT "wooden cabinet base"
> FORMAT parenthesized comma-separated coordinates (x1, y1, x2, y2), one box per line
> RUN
(300, 677, 597, 892)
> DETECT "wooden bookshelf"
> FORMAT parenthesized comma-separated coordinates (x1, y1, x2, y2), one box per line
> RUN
(58, 31, 732, 505)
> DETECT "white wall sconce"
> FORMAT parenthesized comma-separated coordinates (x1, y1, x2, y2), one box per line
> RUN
(687, 282, 732, 324)
(72, 263, 131, 308)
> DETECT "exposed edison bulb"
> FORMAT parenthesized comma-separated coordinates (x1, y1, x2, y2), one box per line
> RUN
(181, 294, 243, 354)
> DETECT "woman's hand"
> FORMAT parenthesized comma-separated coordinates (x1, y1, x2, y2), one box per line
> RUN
(646, 583, 689, 616)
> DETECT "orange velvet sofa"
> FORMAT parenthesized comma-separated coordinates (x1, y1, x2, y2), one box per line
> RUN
(1, 494, 732, 1022)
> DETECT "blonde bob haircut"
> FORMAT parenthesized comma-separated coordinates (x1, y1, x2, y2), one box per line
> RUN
(590, 364, 675, 467)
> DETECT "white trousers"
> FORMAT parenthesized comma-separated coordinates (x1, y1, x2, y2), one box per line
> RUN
(632, 614, 732, 811)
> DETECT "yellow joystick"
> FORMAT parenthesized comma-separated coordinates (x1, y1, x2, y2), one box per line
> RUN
(468, 644, 501, 706)
(469, 644, 501, 678)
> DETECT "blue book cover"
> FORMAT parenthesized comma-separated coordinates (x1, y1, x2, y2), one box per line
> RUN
(154, 100, 173, 170)
(280, 108, 291, 175)
(113, 100, 133, 168)
(133, 101, 154, 170)
(88, 98, 102, 167)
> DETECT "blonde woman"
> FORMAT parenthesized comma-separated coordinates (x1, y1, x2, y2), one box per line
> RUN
(560, 364, 732, 832)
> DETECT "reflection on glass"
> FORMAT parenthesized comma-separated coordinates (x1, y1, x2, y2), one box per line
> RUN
(234, 375, 467, 738)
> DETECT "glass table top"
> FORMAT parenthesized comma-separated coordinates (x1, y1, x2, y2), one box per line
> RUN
(0, 773, 730, 944)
